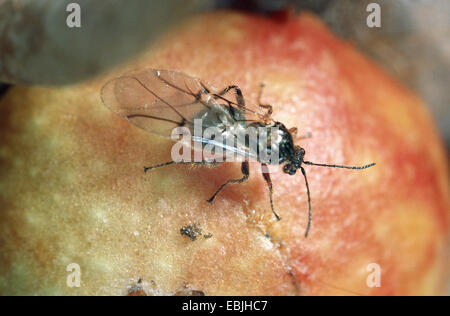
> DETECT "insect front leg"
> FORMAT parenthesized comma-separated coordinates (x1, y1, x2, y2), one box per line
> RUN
(144, 160, 220, 173)
(260, 163, 281, 221)
(207, 161, 249, 204)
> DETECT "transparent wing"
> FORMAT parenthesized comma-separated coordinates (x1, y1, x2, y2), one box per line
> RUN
(192, 136, 258, 161)
(211, 89, 272, 125)
(101, 69, 219, 137)
(100, 68, 267, 161)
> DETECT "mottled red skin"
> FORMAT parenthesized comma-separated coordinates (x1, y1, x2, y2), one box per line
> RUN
(0, 11, 448, 295)
(146, 11, 449, 295)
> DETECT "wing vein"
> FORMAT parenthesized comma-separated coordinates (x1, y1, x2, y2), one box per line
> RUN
(126, 114, 183, 126)
(128, 76, 192, 124)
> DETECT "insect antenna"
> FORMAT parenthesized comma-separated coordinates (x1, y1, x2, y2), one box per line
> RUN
(300, 166, 312, 238)
(300, 161, 375, 237)
(303, 161, 376, 170)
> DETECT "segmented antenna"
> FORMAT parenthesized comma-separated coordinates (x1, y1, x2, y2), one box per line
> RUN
(301, 161, 375, 237)
(303, 161, 376, 170)
(300, 166, 312, 238)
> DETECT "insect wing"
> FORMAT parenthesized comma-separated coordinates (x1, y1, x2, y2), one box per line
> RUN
(101, 69, 217, 137)
(192, 136, 258, 161)
(101, 68, 268, 162)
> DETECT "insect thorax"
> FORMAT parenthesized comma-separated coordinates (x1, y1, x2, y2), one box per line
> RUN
(189, 104, 294, 164)
(253, 122, 295, 164)
(191, 104, 247, 133)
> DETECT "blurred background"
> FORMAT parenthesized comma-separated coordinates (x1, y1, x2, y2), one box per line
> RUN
(0, 0, 449, 147)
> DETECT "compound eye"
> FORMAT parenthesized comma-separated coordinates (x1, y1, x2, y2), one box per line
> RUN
(300, 148, 305, 156)
(283, 164, 297, 175)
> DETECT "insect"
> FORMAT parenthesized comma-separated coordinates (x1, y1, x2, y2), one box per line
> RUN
(101, 69, 375, 237)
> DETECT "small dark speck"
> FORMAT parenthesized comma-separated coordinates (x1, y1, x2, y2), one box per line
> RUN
(180, 222, 202, 241)
(174, 289, 205, 296)
(127, 278, 147, 296)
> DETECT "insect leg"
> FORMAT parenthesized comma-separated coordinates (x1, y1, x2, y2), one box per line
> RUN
(144, 161, 220, 173)
(214, 85, 246, 110)
(257, 83, 273, 117)
(260, 163, 281, 221)
(289, 128, 312, 140)
(207, 161, 249, 204)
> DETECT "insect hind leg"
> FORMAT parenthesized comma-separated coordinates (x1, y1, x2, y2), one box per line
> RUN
(257, 83, 274, 123)
(207, 161, 249, 204)
(144, 160, 219, 173)
(214, 85, 246, 110)
(258, 83, 273, 115)
(261, 163, 281, 221)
